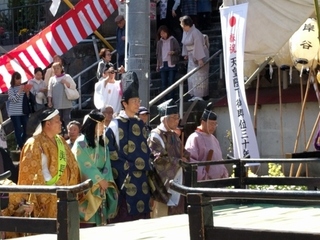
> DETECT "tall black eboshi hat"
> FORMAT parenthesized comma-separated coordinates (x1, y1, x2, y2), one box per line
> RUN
(201, 102, 217, 121)
(121, 71, 139, 101)
(157, 99, 179, 117)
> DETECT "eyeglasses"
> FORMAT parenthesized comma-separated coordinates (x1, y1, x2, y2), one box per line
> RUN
(207, 122, 218, 126)
(103, 111, 114, 115)
(108, 70, 118, 74)
(130, 99, 142, 104)
(169, 115, 180, 120)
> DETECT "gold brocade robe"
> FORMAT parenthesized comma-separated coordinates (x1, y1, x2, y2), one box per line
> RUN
(3, 132, 80, 219)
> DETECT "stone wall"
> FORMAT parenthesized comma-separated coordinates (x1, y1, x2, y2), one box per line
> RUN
(214, 100, 319, 176)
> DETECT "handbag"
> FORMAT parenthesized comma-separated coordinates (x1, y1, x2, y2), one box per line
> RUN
(64, 84, 80, 100)
(22, 92, 35, 115)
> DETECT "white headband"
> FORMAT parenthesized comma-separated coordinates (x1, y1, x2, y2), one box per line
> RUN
(33, 109, 59, 136)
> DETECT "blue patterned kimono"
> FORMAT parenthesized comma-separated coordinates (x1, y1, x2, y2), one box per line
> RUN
(105, 111, 151, 219)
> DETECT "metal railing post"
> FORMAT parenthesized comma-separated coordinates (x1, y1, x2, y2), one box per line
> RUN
(77, 76, 82, 110)
(179, 82, 183, 118)
(149, 49, 222, 107)
(219, 52, 223, 79)
(92, 35, 100, 61)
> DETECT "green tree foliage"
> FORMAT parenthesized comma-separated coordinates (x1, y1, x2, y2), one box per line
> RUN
(8, 0, 45, 35)
(248, 163, 307, 191)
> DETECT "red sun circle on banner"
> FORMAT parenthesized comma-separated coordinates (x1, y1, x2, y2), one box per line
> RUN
(229, 16, 236, 27)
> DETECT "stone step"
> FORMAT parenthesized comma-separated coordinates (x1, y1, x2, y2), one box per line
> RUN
(98, 9, 225, 130)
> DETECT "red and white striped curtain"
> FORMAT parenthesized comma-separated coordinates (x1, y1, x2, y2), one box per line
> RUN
(0, 0, 119, 93)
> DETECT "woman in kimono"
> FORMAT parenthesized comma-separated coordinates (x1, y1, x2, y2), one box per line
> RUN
(180, 15, 209, 101)
(72, 110, 118, 227)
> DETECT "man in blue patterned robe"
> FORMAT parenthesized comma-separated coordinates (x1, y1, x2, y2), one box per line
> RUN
(105, 72, 151, 223)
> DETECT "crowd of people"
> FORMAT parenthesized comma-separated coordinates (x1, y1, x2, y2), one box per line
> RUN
(156, 10, 211, 101)
(1, 90, 229, 237)
(0, 10, 228, 237)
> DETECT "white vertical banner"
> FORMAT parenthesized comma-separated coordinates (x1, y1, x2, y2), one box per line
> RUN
(220, 3, 260, 159)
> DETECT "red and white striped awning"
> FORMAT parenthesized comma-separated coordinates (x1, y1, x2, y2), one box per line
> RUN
(0, 0, 119, 93)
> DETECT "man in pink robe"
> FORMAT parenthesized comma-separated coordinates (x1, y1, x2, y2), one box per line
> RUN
(185, 103, 229, 181)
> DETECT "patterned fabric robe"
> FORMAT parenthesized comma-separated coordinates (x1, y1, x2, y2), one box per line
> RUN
(181, 25, 209, 98)
(147, 123, 190, 214)
(2, 132, 80, 237)
(185, 129, 229, 181)
(72, 135, 118, 225)
(105, 111, 151, 220)
(180, 0, 197, 16)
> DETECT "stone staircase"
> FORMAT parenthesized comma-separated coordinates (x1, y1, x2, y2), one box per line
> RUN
(1, 9, 226, 148)
(148, 9, 225, 131)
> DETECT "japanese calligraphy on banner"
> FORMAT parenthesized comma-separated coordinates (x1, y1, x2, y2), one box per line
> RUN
(220, 3, 260, 160)
(0, 0, 119, 93)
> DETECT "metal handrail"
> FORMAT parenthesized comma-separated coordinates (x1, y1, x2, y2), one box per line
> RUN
(73, 50, 116, 80)
(0, 171, 11, 181)
(149, 67, 222, 124)
(73, 62, 98, 81)
(180, 67, 221, 101)
(149, 49, 223, 107)
(73, 49, 222, 109)
(80, 36, 116, 43)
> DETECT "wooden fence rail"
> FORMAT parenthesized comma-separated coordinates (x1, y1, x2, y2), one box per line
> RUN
(175, 156, 320, 240)
(0, 174, 92, 240)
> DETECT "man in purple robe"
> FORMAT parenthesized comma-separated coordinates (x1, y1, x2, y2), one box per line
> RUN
(185, 103, 229, 181)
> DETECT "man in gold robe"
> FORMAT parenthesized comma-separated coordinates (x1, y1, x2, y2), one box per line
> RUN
(2, 108, 80, 237)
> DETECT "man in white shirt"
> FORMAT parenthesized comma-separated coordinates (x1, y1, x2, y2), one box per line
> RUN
(93, 65, 122, 114)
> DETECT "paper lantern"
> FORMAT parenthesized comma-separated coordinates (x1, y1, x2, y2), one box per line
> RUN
(317, 70, 320, 84)
(274, 41, 294, 67)
(289, 18, 319, 72)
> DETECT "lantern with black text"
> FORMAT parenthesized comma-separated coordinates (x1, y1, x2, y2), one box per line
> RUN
(289, 18, 319, 72)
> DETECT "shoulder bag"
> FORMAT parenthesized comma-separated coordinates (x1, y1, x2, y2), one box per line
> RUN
(22, 92, 36, 114)
(64, 84, 80, 100)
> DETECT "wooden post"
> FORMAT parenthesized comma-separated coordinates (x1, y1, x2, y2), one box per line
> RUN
(290, 77, 310, 176)
(295, 111, 320, 177)
(57, 190, 80, 240)
(187, 193, 213, 240)
(184, 163, 198, 188)
(278, 67, 286, 173)
(233, 158, 245, 189)
(184, 163, 192, 187)
(253, 74, 260, 135)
